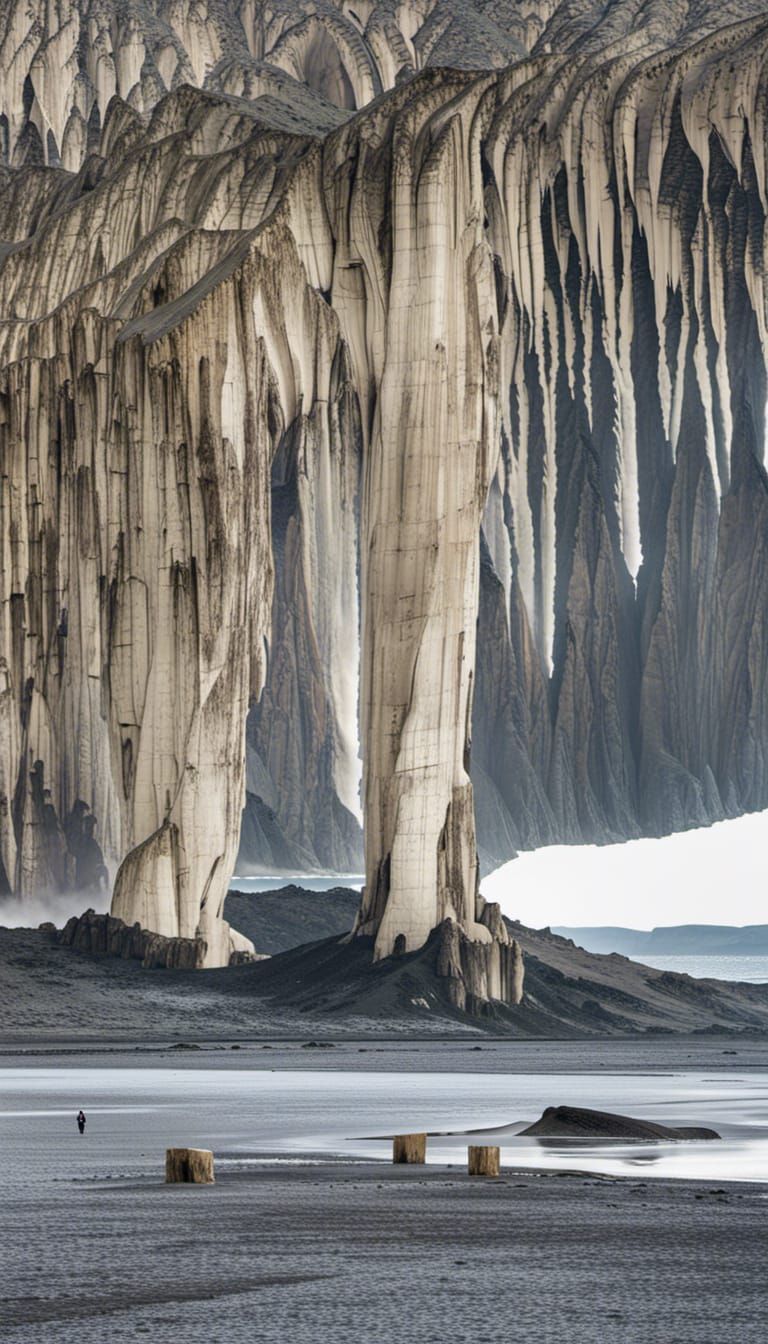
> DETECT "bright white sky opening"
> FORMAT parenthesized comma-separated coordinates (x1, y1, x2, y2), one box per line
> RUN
(481, 811, 768, 929)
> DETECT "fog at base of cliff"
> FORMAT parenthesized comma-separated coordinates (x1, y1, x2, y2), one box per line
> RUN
(0, 890, 109, 930)
(482, 812, 768, 930)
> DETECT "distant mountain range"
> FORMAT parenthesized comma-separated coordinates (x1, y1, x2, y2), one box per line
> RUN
(552, 926, 768, 957)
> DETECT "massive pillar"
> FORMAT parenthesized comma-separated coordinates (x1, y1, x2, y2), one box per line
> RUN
(339, 77, 520, 991)
(107, 259, 276, 967)
(105, 209, 347, 965)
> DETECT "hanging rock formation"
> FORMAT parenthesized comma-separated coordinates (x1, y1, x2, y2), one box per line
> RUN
(1, 2, 768, 988)
(471, 8, 768, 867)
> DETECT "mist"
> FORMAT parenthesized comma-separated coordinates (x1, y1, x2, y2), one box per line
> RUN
(0, 890, 109, 930)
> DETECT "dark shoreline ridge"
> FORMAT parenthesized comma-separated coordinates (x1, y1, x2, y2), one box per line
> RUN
(3, 885, 768, 1036)
(226, 885, 361, 954)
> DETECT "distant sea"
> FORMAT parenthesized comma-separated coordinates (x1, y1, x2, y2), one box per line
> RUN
(631, 954, 768, 984)
(230, 875, 364, 893)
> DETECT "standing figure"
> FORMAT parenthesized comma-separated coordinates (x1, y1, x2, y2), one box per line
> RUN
(77, 1110, 86, 1135)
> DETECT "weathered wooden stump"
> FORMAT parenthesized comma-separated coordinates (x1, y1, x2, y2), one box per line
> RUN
(468, 1145, 500, 1177)
(393, 1133, 427, 1164)
(165, 1147, 215, 1184)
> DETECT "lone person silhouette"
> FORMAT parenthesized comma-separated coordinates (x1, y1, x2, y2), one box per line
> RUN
(77, 1110, 86, 1135)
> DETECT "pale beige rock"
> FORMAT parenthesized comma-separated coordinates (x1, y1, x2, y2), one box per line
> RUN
(0, 0, 528, 175)
(344, 73, 503, 961)
(2, 1, 768, 1001)
(468, 1146, 500, 1177)
(393, 1134, 427, 1164)
(165, 1148, 215, 1184)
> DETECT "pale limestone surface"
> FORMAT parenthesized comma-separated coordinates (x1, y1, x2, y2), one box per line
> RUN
(1, 2, 768, 985)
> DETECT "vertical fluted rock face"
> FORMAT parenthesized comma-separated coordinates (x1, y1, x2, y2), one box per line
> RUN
(0, 211, 278, 963)
(0, 79, 356, 964)
(237, 346, 364, 877)
(472, 14, 768, 866)
(436, 907, 524, 1012)
(105, 271, 277, 967)
(2, 1, 768, 992)
(338, 73, 504, 958)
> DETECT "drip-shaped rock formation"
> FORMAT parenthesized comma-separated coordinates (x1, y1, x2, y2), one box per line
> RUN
(345, 70, 502, 958)
(0, 0, 527, 173)
(0, 85, 349, 963)
(1, 2, 768, 989)
(473, 10, 768, 861)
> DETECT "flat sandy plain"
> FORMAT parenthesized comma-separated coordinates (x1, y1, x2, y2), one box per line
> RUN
(2, 1038, 768, 1344)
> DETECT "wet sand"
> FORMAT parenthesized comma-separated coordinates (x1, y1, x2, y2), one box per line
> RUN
(3, 1157, 766, 1342)
(3, 1040, 768, 1342)
(3, 904, 767, 1343)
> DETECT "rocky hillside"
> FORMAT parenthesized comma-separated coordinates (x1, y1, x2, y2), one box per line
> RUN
(224, 884, 361, 953)
(3, 887, 768, 1036)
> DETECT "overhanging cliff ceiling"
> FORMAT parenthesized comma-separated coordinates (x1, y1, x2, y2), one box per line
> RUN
(1, 1, 767, 967)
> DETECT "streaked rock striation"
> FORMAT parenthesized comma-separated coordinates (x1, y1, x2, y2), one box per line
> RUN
(1, 1, 768, 988)
(0, 84, 330, 964)
(473, 9, 768, 863)
(237, 350, 363, 877)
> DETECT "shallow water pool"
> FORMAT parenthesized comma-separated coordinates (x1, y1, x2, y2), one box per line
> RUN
(2, 1064, 768, 1185)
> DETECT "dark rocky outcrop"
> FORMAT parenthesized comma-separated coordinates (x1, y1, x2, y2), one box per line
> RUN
(521, 1105, 720, 1141)
(58, 909, 214, 971)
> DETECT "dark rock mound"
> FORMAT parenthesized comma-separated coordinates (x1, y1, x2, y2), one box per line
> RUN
(235, 900, 768, 1033)
(224, 885, 361, 954)
(521, 1105, 720, 1141)
(247, 919, 523, 1023)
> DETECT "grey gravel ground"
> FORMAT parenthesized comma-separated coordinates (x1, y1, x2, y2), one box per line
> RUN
(3, 1158, 766, 1343)
(5, 921, 768, 1040)
(2, 1036, 768, 1071)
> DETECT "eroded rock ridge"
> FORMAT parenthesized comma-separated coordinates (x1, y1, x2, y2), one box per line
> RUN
(1, 2, 767, 979)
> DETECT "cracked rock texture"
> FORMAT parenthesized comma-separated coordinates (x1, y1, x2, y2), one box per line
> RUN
(1, 2, 768, 975)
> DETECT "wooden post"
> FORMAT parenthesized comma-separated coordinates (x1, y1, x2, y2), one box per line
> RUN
(468, 1145, 500, 1177)
(165, 1147, 215, 1184)
(393, 1133, 427, 1164)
